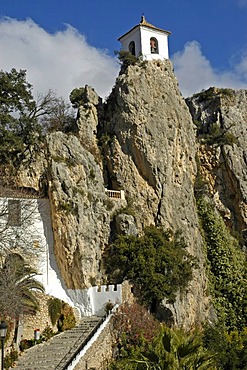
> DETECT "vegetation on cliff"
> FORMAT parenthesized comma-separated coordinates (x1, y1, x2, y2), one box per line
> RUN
(197, 196, 247, 331)
(104, 226, 196, 310)
(115, 50, 139, 73)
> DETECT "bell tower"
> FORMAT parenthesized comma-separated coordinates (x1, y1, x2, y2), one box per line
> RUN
(118, 16, 171, 61)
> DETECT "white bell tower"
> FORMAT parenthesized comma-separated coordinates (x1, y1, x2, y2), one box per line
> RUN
(118, 16, 171, 61)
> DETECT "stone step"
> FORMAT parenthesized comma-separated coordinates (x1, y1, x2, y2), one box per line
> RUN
(12, 316, 103, 370)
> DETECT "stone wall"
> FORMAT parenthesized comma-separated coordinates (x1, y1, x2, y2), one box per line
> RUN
(17, 292, 80, 343)
(73, 319, 114, 370)
(20, 292, 57, 341)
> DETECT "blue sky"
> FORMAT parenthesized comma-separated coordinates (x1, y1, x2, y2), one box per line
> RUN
(0, 0, 247, 99)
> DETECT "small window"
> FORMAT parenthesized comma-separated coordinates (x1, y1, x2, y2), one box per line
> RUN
(150, 37, 159, 54)
(128, 41, 136, 56)
(8, 199, 21, 226)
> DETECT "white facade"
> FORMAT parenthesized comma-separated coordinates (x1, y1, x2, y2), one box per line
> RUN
(0, 197, 122, 317)
(118, 16, 171, 61)
(67, 285, 122, 316)
(0, 197, 73, 305)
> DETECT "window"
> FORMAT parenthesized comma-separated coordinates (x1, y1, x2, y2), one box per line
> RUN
(150, 37, 159, 54)
(8, 199, 21, 226)
(128, 41, 136, 56)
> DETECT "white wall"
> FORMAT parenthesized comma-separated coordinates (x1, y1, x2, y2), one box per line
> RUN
(0, 197, 74, 306)
(0, 197, 122, 318)
(140, 26, 169, 60)
(120, 28, 142, 57)
(67, 285, 122, 317)
(119, 25, 169, 60)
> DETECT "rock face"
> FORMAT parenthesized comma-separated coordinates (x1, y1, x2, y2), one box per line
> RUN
(45, 86, 127, 289)
(99, 60, 209, 326)
(11, 63, 247, 328)
(186, 87, 247, 243)
(46, 131, 113, 289)
(103, 61, 198, 232)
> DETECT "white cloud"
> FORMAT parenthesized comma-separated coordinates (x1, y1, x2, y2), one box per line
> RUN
(172, 41, 247, 97)
(0, 17, 119, 101)
(0, 18, 246, 102)
(238, 0, 247, 7)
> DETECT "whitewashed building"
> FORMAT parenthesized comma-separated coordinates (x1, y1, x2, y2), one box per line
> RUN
(0, 196, 122, 317)
(118, 15, 171, 61)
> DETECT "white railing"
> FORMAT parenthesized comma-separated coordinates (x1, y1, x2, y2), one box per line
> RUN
(105, 189, 125, 200)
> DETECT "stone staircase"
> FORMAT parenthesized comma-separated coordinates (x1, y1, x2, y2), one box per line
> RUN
(12, 316, 102, 370)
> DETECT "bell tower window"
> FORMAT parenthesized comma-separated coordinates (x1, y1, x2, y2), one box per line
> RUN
(128, 41, 136, 56)
(150, 37, 159, 54)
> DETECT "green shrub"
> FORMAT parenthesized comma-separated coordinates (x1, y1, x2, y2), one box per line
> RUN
(4, 347, 18, 369)
(103, 197, 115, 211)
(201, 122, 238, 146)
(69, 87, 86, 108)
(19, 338, 36, 352)
(104, 226, 196, 310)
(42, 325, 56, 340)
(194, 155, 208, 199)
(57, 201, 76, 215)
(192, 87, 218, 103)
(48, 298, 76, 332)
(48, 297, 63, 326)
(197, 197, 247, 330)
(204, 324, 247, 369)
(115, 50, 139, 72)
(57, 303, 76, 332)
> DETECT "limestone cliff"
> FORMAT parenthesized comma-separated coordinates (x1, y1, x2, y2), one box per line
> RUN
(186, 87, 247, 243)
(100, 60, 209, 326)
(11, 62, 247, 328)
(42, 60, 210, 326)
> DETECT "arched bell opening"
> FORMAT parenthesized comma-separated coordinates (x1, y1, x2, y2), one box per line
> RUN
(150, 37, 159, 54)
(128, 41, 136, 56)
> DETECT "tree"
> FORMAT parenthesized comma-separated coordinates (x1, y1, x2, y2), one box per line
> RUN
(69, 87, 86, 108)
(0, 253, 44, 319)
(0, 68, 40, 165)
(0, 68, 75, 167)
(105, 226, 196, 310)
(38, 91, 76, 133)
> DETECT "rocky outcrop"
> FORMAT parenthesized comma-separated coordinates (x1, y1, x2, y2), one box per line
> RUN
(9, 63, 247, 329)
(75, 85, 103, 163)
(44, 86, 128, 289)
(46, 131, 113, 289)
(186, 87, 247, 243)
(99, 60, 210, 326)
